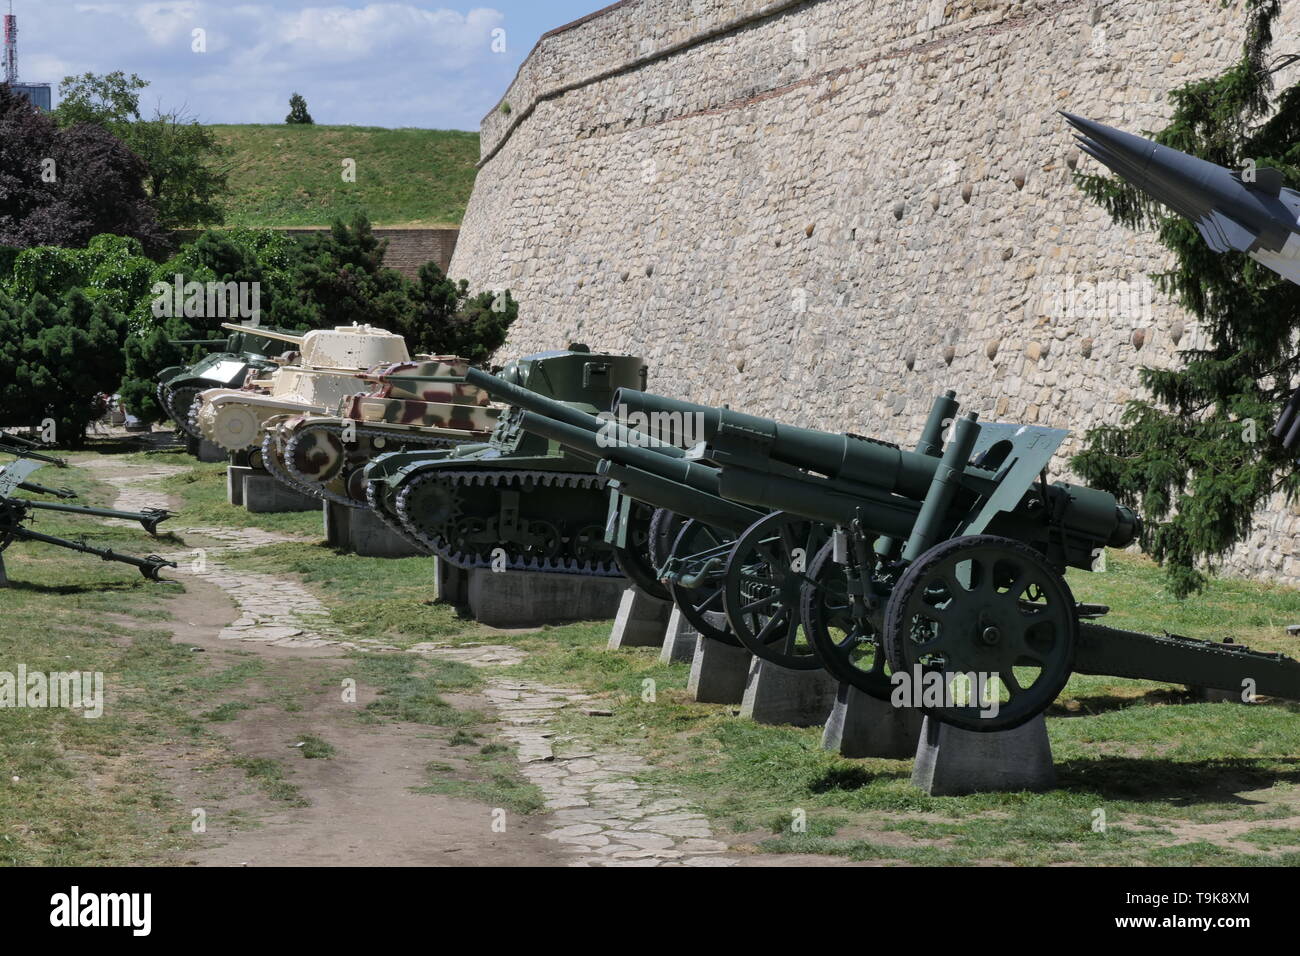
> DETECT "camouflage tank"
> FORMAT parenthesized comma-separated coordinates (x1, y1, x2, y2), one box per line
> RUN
(259, 357, 501, 507)
(363, 344, 655, 578)
(155, 327, 301, 438)
(192, 324, 411, 457)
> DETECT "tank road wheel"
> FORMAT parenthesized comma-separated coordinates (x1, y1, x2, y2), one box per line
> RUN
(721, 512, 829, 670)
(664, 519, 742, 647)
(523, 519, 563, 561)
(802, 539, 895, 701)
(884, 535, 1077, 732)
(612, 500, 671, 602)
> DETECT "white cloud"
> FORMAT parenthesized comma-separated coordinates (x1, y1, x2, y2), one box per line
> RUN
(27, 2, 514, 127)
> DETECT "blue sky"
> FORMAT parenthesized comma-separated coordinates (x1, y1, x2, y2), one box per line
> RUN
(11, 1, 609, 129)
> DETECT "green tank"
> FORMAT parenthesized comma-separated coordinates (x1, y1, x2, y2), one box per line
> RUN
(155, 327, 300, 438)
(363, 344, 655, 580)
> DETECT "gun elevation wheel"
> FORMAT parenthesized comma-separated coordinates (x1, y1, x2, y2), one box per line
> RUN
(664, 519, 742, 647)
(802, 539, 895, 700)
(722, 512, 829, 670)
(884, 535, 1076, 732)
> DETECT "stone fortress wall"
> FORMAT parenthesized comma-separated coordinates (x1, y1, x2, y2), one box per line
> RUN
(450, 0, 1300, 583)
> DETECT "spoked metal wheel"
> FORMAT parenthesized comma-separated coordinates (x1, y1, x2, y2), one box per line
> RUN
(884, 535, 1077, 732)
(612, 500, 671, 601)
(648, 508, 686, 571)
(664, 519, 742, 647)
(802, 538, 895, 700)
(722, 512, 829, 670)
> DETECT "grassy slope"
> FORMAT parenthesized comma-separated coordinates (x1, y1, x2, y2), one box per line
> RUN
(210, 125, 480, 229)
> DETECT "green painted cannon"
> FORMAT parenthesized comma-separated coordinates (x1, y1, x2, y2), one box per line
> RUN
(0, 440, 177, 582)
(613, 387, 1300, 732)
(464, 365, 808, 646)
(362, 345, 660, 586)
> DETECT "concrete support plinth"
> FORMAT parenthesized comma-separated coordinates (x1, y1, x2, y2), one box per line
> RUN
(466, 569, 625, 628)
(659, 606, 699, 664)
(687, 633, 751, 704)
(911, 715, 1055, 796)
(607, 588, 672, 649)
(242, 472, 318, 514)
(227, 465, 252, 507)
(822, 684, 924, 758)
(740, 658, 839, 727)
(187, 434, 227, 463)
(435, 558, 469, 607)
(323, 501, 423, 558)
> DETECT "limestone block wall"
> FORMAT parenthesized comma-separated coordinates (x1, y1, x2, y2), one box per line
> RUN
(451, 0, 1300, 583)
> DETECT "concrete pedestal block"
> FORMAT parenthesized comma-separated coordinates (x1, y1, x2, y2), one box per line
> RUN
(911, 715, 1055, 796)
(466, 569, 625, 628)
(324, 501, 423, 558)
(740, 659, 839, 727)
(187, 434, 228, 463)
(659, 606, 700, 664)
(435, 558, 469, 607)
(607, 588, 673, 649)
(821, 684, 924, 758)
(687, 632, 751, 704)
(242, 472, 318, 514)
(227, 465, 253, 507)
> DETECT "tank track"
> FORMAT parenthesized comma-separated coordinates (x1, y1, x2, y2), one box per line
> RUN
(159, 383, 204, 439)
(394, 469, 623, 576)
(283, 423, 461, 509)
(260, 431, 331, 503)
(365, 479, 433, 555)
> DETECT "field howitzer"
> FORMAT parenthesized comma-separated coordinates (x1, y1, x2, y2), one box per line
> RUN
(0, 452, 178, 582)
(465, 367, 833, 661)
(615, 387, 1300, 731)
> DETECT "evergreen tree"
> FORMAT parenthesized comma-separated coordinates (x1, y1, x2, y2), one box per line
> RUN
(286, 94, 314, 125)
(1070, 0, 1300, 595)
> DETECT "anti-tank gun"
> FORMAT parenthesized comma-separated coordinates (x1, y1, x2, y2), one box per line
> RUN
(0, 443, 177, 582)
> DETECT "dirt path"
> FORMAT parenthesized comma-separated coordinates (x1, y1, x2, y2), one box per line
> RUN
(82, 453, 827, 866)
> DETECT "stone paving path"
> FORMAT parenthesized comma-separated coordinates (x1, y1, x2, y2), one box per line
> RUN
(90, 455, 739, 866)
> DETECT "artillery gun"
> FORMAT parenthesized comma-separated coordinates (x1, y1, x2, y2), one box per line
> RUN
(362, 345, 659, 583)
(612, 388, 1300, 732)
(156, 326, 303, 439)
(258, 358, 501, 507)
(0, 438, 177, 582)
(192, 324, 412, 461)
(463, 365, 826, 655)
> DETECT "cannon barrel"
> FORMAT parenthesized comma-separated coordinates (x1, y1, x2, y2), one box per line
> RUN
(518, 411, 720, 494)
(220, 323, 304, 346)
(613, 388, 983, 499)
(467, 368, 685, 457)
(596, 459, 764, 531)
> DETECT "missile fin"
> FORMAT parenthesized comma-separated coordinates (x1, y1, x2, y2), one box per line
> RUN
(1232, 167, 1285, 196)
(1195, 210, 1258, 254)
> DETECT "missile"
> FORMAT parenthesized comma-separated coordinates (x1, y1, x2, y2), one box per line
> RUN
(1061, 112, 1300, 285)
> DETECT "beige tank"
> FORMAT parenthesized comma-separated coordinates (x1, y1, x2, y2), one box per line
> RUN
(193, 324, 411, 452)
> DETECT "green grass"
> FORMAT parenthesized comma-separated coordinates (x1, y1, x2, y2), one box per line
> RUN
(295, 735, 335, 760)
(211, 125, 480, 228)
